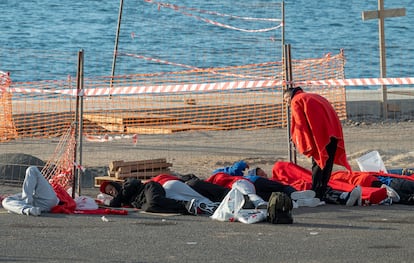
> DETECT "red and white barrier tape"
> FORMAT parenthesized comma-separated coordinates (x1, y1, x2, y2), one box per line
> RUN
(300, 77, 414, 86)
(84, 133, 138, 145)
(7, 77, 414, 96)
(0, 71, 11, 92)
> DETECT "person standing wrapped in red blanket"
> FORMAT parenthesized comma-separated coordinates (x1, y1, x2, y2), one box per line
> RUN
(284, 87, 355, 201)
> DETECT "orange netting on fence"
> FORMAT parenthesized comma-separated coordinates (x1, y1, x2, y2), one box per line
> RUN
(0, 72, 18, 141)
(2, 51, 346, 141)
(41, 123, 77, 190)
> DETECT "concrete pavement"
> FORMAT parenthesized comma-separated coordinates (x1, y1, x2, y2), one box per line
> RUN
(1, 184, 413, 263)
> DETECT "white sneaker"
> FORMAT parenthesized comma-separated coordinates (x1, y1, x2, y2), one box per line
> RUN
(23, 206, 41, 216)
(290, 190, 316, 200)
(381, 184, 400, 203)
(29, 207, 41, 216)
(296, 198, 321, 207)
(346, 186, 362, 206)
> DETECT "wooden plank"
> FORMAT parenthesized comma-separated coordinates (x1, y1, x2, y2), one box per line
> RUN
(107, 170, 116, 177)
(118, 166, 132, 174)
(109, 160, 125, 172)
(84, 114, 125, 125)
(94, 176, 124, 188)
(118, 162, 173, 173)
(121, 158, 167, 166)
(115, 168, 171, 176)
(115, 170, 171, 179)
(362, 8, 406, 20)
(126, 124, 222, 134)
(126, 126, 174, 134)
(123, 116, 180, 125)
(99, 123, 125, 133)
(109, 158, 167, 172)
(84, 113, 180, 125)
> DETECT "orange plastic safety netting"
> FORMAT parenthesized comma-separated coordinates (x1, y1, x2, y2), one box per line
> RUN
(0, 71, 18, 142)
(41, 123, 77, 190)
(4, 51, 346, 140)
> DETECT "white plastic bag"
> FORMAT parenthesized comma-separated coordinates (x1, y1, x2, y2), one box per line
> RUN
(75, 196, 99, 210)
(356, 150, 388, 173)
(211, 188, 245, 222)
(236, 209, 267, 224)
(96, 193, 113, 206)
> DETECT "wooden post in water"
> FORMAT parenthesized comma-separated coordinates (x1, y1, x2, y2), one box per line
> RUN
(110, 0, 124, 97)
(73, 49, 84, 198)
(362, 0, 406, 119)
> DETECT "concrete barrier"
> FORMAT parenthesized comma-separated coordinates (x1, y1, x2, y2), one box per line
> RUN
(346, 88, 414, 119)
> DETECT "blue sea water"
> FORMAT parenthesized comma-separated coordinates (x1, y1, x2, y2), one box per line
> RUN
(1, 0, 413, 89)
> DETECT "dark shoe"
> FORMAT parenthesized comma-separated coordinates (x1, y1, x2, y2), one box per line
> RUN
(241, 195, 255, 209)
(185, 199, 198, 215)
(198, 202, 219, 216)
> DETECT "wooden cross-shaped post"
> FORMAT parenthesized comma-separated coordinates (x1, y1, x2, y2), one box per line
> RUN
(362, 0, 406, 118)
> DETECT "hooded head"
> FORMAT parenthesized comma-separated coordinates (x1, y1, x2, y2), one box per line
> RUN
(284, 87, 303, 101)
(100, 181, 122, 196)
(247, 167, 268, 178)
(247, 167, 259, 177)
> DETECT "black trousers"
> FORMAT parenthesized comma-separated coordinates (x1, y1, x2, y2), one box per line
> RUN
(253, 177, 296, 201)
(389, 178, 414, 205)
(312, 137, 338, 199)
(175, 173, 230, 202)
(139, 181, 189, 214)
(185, 177, 230, 202)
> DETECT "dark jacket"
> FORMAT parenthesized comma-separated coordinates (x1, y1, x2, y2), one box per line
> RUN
(109, 178, 188, 214)
(109, 178, 145, 208)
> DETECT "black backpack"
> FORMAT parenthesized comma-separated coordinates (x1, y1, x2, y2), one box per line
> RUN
(267, 192, 293, 224)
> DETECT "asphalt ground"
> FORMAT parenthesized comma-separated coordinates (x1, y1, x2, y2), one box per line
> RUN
(1, 185, 414, 263)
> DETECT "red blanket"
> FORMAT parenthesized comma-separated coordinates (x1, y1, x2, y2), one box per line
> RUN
(272, 161, 387, 205)
(205, 172, 248, 189)
(290, 91, 351, 171)
(331, 170, 414, 185)
(150, 174, 180, 185)
(50, 183, 128, 215)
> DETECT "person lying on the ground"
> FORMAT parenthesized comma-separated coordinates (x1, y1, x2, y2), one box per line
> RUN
(174, 173, 230, 203)
(205, 171, 268, 209)
(388, 168, 414, 176)
(152, 173, 266, 221)
(330, 170, 414, 205)
(149, 174, 220, 214)
(207, 165, 316, 223)
(205, 172, 268, 224)
(100, 178, 212, 215)
(212, 161, 322, 207)
(246, 167, 321, 207)
(272, 161, 367, 206)
(2, 166, 76, 216)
